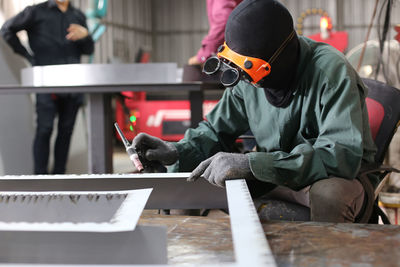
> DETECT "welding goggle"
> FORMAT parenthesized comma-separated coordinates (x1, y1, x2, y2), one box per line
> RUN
(203, 31, 295, 87)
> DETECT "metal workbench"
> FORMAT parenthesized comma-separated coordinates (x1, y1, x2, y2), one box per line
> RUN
(0, 63, 223, 174)
(140, 213, 400, 266)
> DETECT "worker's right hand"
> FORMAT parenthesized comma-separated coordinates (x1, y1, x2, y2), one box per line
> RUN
(188, 55, 201, 65)
(131, 133, 178, 166)
(66, 24, 89, 41)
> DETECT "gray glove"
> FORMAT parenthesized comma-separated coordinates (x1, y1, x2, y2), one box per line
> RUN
(131, 133, 178, 166)
(187, 152, 254, 187)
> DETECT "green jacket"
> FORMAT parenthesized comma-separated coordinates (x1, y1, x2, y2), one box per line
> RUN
(173, 36, 378, 190)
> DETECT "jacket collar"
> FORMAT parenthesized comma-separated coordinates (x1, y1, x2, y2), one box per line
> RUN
(48, 0, 72, 10)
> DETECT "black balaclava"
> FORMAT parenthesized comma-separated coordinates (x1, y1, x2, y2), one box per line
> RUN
(225, 0, 299, 107)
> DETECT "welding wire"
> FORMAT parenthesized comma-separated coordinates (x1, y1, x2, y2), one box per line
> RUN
(114, 122, 130, 148)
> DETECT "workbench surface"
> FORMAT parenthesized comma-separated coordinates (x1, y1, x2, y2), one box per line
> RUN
(139, 212, 400, 266)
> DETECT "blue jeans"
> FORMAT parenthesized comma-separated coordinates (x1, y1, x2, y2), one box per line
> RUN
(33, 93, 83, 174)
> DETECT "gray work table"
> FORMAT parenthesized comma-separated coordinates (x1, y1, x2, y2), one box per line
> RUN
(140, 213, 400, 266)
(0, 82, 219, 174)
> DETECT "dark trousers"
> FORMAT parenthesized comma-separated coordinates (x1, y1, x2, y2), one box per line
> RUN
(256, 177, 365, 223)
(309, 177, 365, 223)
(33, 93, 83, 174)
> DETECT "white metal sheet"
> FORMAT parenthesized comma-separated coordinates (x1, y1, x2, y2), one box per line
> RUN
(0, 189, 152, 232)
(21, 63, 177, 87)
(226, 179, 277, 267)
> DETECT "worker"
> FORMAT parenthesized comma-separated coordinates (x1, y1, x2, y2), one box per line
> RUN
(1, 0, 94, 174)
(131, 0, 378, 223)
(188, 0, 242, 66)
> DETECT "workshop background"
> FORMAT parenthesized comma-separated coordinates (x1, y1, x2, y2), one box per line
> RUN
(0, 0, 400, 176)
(1, 0, 400, 66)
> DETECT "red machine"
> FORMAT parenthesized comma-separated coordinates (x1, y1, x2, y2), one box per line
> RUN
(115, 94, 218, 142)
(297, 8, 348, 53)
(395, 24, 400, 43)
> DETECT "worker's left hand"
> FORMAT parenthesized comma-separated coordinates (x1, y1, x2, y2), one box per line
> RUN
(66, 24, 89, 41)
(187, 152, 254, 187)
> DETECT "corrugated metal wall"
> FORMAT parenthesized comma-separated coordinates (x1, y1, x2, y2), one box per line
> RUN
(152, 0, 208, 66)
(99, 0, 152, 63)
(154, 0, 400, 67)
(1, 0, 399, 66)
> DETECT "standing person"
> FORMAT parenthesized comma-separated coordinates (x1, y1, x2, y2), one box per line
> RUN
(188, 0, 242, 65)
(1, 0, 94, 174)
(131, 0, 379, 223)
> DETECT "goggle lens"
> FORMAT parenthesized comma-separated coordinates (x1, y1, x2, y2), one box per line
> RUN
(221, 68, 240, 87)
(203, 56, 221, 75)
(203, 56, 248, 87)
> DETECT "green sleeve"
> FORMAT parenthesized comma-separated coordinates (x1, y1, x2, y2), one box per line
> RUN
(249, 78, 366, 190)
(172, 87, 250, 172)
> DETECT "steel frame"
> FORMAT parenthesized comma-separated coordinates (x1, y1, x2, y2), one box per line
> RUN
(0, 173, 276, 266)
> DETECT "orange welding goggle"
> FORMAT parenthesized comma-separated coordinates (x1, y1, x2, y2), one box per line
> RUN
(203, 30, 295, 87)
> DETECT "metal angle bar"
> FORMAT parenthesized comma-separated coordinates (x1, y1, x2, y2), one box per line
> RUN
(0, 173, 192, 180)
(0, 173, 227, 209)
(0, 83, 203, 94)
(226, 179, 277, 267)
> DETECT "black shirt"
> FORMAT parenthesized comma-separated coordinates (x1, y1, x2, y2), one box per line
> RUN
(0, 0, 94, 66)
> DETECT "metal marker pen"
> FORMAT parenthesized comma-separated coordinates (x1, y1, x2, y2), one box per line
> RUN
(114, 122, 144, 172)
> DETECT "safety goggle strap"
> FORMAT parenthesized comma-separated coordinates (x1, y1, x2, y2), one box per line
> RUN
(268, 30, 296, 64)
